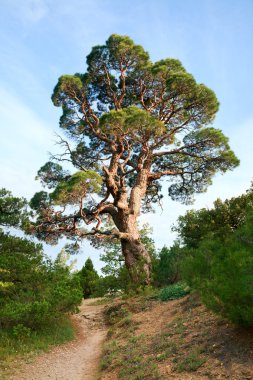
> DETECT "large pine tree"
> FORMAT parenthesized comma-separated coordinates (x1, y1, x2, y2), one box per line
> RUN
(31, 35, 239, 284)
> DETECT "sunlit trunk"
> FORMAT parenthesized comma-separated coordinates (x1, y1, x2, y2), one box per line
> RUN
(121, 238, 151, 284)
(118, 213, 151, 284)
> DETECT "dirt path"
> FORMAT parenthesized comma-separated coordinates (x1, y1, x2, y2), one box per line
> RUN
(12, 299, 107, 380)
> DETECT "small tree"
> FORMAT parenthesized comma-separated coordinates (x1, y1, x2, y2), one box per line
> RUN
(181, 211, 253, 326)
(174, 186, 253, 248)
(79, 258, 99, 298)
(177, 187, 253, 326)
(0, 188, 27, 228)
(0, 189, 82, 330)
(153, 243, 184, 286)
(31, 34, 239, 284)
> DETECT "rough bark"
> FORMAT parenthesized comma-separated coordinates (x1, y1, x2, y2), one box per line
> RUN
(117, 211, 152, 285)
(121, 237, 152, 285)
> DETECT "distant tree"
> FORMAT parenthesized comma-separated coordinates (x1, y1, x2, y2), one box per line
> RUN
(0, 189, 82, 330)
(30, 34, 239, 284)
(174, 186, 253, 248)
(79, 258, 99, 298)
(153, 243, 184, 286)
(0, 188, 27, 229)
(54, 248, 77, 271)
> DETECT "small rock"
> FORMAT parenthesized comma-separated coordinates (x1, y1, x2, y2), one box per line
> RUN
(166, 364, 173, 374)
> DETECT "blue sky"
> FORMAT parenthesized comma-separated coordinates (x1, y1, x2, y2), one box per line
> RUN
(1, 0, 253, 270)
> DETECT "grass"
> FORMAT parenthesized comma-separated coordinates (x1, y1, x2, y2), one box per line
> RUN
(101, 334, 161, 379)
(151, 332, 179, 358)
(101, 300, 161, 379)
(166, 317, 186, 335)
(100, 293, 211, 379)
(0, 317, 75, 379)
(101, 340, 119, 370)
(175, 348, 206, 372)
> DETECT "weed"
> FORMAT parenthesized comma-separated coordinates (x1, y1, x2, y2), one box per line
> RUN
(165, 316, 187, 336)
(107, 328, 114, 338)
(101, 329, 160, 379)
(104, 303, 130, 325)
(151, 330, 179, 363)
(128, 334, 144, 344)
(118, 315, 133, 327)
(101, 340, 119, 369)
(118, 343, 160, 379)
(175, 348, 206, 372)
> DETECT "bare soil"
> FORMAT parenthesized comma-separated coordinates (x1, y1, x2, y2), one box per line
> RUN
(11, 299, 107, 380)
(100, 295, 253, 380)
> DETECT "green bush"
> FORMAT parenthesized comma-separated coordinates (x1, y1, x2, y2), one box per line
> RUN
(174, 188, 253, 249)
(181, 210, 253, 327)
(0, 317, 75, 377)
(12, 324, 32, 338)
(0, 233, 82, 330)
(0, 187, 82, 338)
(153, 243, 185, 286)
(159, 283, 189, 302)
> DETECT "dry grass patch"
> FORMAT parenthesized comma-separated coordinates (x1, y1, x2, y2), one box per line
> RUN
(100, 293, 253, 380)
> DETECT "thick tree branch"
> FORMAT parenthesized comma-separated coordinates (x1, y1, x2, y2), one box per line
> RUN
(148, 170, 183, 180)
(153, 141, 210, 158)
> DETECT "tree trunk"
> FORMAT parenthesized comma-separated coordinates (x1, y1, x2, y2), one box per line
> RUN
(117, 213, 152, 285)
(109, 163, 152, 285)
(121, 238, 152, 285)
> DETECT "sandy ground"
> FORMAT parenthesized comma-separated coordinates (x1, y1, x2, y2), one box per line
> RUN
(11, 299, 107, 380)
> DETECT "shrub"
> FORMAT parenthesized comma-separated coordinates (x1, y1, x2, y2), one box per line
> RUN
(103, 303, 130, 325)
(0, 188, 82, 333)
(12, 324, 32, 338)
(0, 233, 82, 330)
(159, 283, 189, 302)
(174, 188, 253, 249)
(181, 210, 253, 327)
(153, 243, 185, 286)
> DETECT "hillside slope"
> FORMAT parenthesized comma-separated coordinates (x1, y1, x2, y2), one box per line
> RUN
(100, 295, 253, 379)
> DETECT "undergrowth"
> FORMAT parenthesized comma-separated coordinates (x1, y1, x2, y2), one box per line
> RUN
(101, 294, 208, 379)
(0, 316, 74, 379)
(158, 282, 190, 302)
(101, 334, 161, 379)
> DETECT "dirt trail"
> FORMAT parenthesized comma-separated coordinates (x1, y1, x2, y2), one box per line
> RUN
(12, 299, 107, 380)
